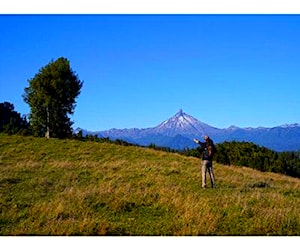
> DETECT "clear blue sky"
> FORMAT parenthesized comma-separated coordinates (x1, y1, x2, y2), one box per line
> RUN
(1, 14, 300, 131)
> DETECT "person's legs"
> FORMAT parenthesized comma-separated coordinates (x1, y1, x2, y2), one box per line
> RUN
(207, 161, 215, 188)
(202, 160, 208, 188)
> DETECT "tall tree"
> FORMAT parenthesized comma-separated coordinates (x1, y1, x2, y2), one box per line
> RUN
(0, 102, 29, 134)
(23, 57, 83, 138)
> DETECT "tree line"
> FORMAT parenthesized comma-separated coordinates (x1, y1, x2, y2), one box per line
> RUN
(0, 102, 29, 135)
(181, 141, 300, 178)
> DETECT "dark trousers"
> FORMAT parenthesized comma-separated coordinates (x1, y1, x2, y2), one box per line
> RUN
(202, 160, 215, 188)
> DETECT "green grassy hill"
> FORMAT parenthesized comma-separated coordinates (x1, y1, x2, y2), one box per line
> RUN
(0, 134, 299, 235)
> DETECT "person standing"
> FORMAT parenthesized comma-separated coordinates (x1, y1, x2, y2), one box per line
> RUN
(193, 135, 216, 188)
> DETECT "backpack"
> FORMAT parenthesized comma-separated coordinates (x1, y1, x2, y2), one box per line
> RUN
(205, 139, 217, 159)
(210, 140, 217, 156)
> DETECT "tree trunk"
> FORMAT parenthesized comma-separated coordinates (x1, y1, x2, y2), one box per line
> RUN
(45, 107, 50, 138)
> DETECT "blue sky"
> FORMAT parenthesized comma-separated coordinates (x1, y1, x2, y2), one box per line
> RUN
(1, 14, 300, 131)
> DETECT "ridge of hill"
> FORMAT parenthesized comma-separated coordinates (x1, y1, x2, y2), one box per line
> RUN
(78, 109, 300, 152)
(0, 135, 299, 235)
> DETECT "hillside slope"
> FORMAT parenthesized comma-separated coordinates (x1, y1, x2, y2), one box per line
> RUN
(0, 135, 299, 235)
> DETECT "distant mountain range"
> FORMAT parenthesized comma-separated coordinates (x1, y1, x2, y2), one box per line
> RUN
(75, 109, 300, 152)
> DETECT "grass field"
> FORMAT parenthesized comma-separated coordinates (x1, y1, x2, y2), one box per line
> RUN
(0, 134, 299, 235)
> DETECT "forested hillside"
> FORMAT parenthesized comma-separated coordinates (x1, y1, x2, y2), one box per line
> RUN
(215, 141, 300, 178)
(182, 141, 300, 178)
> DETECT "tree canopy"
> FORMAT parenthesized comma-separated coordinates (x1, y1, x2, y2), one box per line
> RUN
(214, 141, 300, 178)
(23, 57, 83, 138)
(0, 101, 29, 134)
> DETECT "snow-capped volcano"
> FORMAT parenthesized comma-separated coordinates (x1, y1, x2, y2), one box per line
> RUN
(86, 110, 300, 151)
(153, 109, 219, 137)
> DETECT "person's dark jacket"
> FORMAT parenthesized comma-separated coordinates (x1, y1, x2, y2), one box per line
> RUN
(198, 139, 215, 161)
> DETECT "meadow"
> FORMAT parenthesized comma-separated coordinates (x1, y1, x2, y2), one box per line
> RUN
(0, 134, 299, 235)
